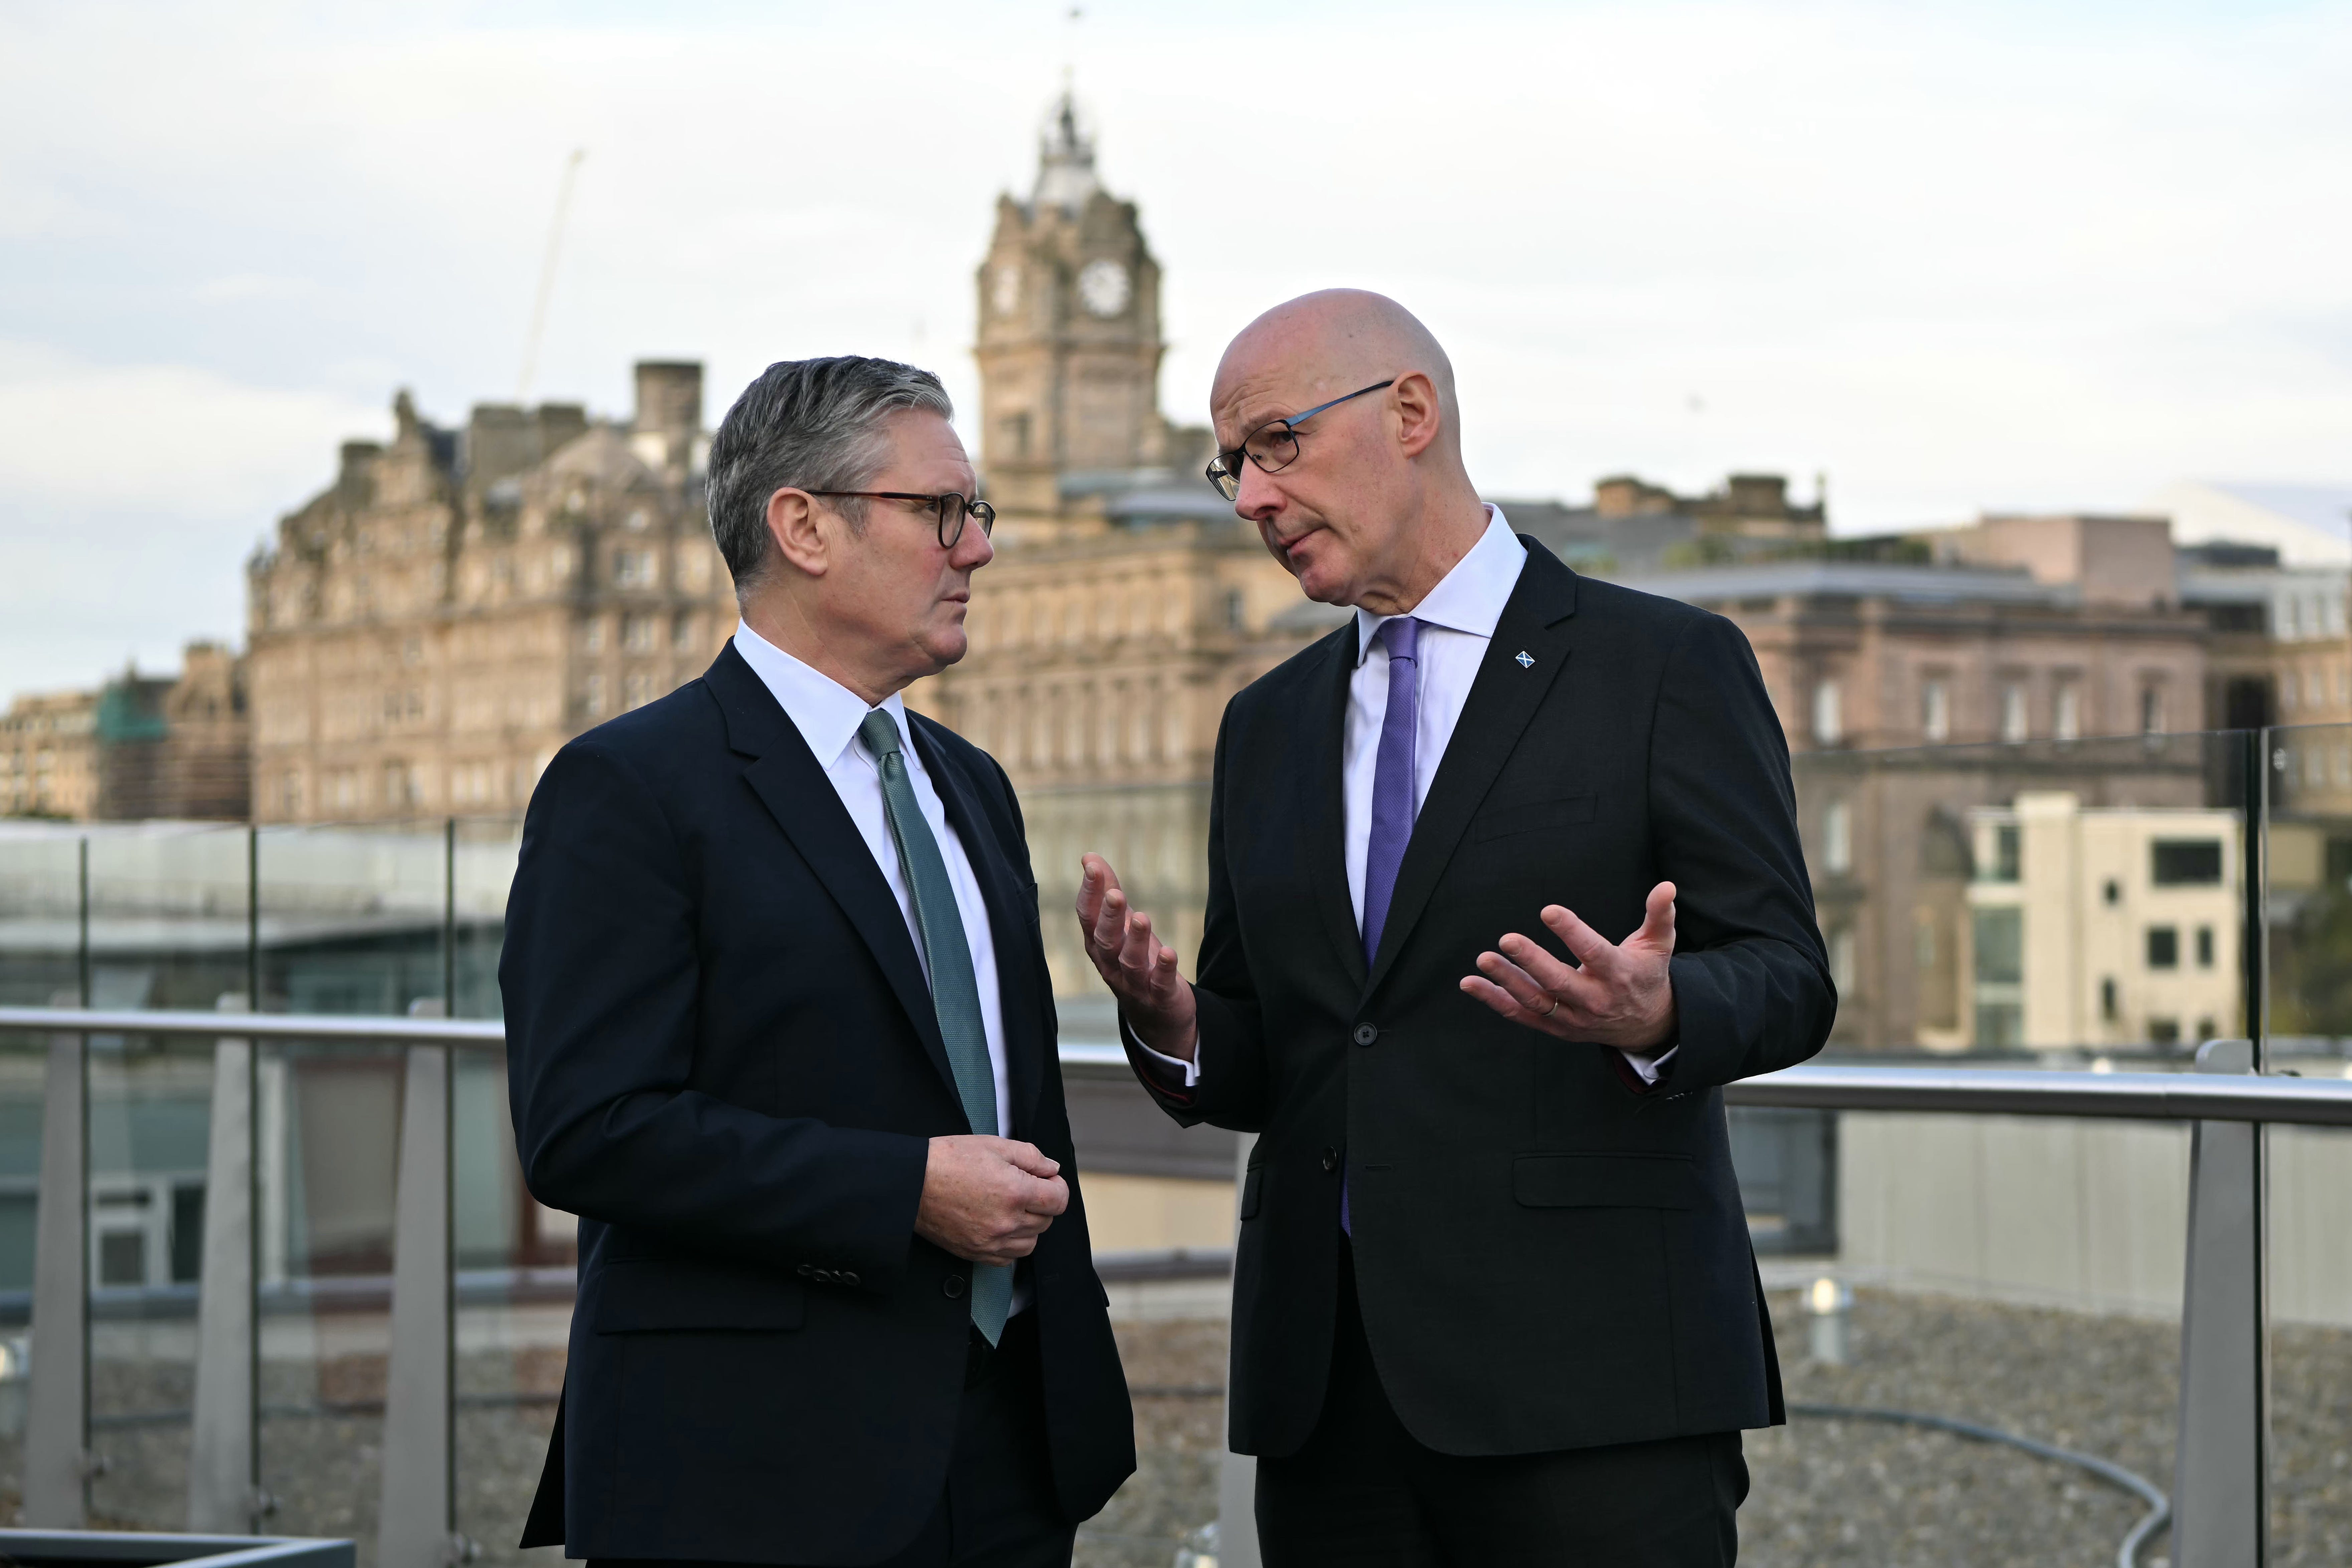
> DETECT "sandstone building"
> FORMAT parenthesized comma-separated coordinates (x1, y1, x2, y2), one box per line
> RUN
(244, 364, 734, 823)
(2, 644, 249, 822)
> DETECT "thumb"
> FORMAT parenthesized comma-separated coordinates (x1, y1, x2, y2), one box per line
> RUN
(1635, 881, 1677, 953)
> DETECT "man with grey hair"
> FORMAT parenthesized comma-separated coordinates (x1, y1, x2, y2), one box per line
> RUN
(504, 356, 1134, 1566)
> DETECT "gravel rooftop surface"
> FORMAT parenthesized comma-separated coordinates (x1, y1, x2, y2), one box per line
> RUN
(0, 1289, 2340, 1567)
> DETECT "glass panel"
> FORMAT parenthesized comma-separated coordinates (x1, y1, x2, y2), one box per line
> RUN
(2260, 723, 2352, 1562)
(1745, 1113, 2189, 1565)
(82, 824, 249, 1529)
(2267, 1122, 2352, 1563)
(258, 821, 449, 1019)
(256, 1031, 403, 1556)
(1792, 730, 2252, 1059)
(0, 1029, 47, 1513)
(0, 828, 86, 1008)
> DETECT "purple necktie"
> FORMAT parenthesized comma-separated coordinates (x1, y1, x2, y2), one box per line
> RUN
(1347, 615, 1421, 1235)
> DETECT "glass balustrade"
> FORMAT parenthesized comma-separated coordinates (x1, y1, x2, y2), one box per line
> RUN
(0, 724, 2340, 1564)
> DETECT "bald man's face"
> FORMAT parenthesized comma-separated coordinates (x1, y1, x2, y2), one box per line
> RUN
(1210, 357, 1416, 608)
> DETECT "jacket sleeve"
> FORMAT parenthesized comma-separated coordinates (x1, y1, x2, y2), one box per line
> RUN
(1123, 703, 1275, 1130)
(1650, 612, 1838, 1091)
(501, 740, 930, 1288)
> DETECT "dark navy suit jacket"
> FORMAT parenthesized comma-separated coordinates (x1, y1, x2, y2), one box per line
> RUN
(504, 642, 1133, 1563)
(1128, 540, 1835, 1459)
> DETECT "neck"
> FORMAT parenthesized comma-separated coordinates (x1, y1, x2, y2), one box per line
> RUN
(1356, 488, 1491, 617)
(740, 592, 902, 709)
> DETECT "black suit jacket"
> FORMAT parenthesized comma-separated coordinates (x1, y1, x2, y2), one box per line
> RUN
(503, 643, 1134, 1564)
(1128, 539, 1834, 1459)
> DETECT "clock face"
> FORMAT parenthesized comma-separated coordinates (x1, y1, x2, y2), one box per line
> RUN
(991, 264, 1022, 317)
(1078, 257, 1131, 318)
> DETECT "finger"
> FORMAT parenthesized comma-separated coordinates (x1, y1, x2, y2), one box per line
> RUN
(1472, 949, 1558, 1016)
(1116, 909, 1162, 982)
(1460, 974, 1544, 1024)
(1074, 855, 1107, 929)
(1150, 943, 1183, 1001)
(1634, 881, 1677, 953)
(1025, 1174, 1071, 1217)
(1539, 904, 1616, 970)
(1090, 885, 1130, 957)
(1494, 928, 1585, 996)
(1000, 1141, 1061, 1179)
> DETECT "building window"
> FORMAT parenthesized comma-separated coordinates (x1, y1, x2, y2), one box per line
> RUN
(2103, 878, 2121, 906)
(2101, 977, 2118, 1021)
(383, 761, 413, 810)
(623, 615, 656, 653)
(614, 550, 655, 588)
(585, 675, 606, 717)
(1225, 589, 1246, 632)
(1987, 824, 2021, 883)
(2146, 926, 2180, 970)
(2196, 925, 2215, 968)
(2152, 840, 2223, 885)
(1920, 677, 1950, 743)
(1827, 926, 1855, 995)
(2053, 679, 2081, 743)
(584, 620, 605, 653)
(281, 772, 303, 816)
(2149, 1017, 2182, 1045)
(1821, 800, 1852, 876)
(1972, 906, 2024, 1048)
(1999, 681, 2029, 744)
(1811, 679, 1842, 746)
(2140, 681, 2166, 735)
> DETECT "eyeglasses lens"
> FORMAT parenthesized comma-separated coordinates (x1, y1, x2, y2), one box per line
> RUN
(1246, 424, 1300, 474)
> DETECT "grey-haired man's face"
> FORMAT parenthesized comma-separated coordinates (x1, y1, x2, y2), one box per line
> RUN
(816, 410, 992, 681)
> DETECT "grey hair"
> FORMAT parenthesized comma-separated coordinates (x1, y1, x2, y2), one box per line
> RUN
(705, 356, 955, 595)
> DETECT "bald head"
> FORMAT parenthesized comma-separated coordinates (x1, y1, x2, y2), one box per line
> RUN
(1213, 290, 1461, 460)
(1207, 290, 1488, 617)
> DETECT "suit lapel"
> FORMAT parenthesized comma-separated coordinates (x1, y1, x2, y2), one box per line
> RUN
(1362, 542, 1580, 999)
(706, 646, 962, 1107)
(1304, 625, 1369, 990)
(911, 721, 1046, 1141)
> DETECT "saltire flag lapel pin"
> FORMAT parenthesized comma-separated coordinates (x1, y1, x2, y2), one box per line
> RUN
(1515, 650, 1534, 668)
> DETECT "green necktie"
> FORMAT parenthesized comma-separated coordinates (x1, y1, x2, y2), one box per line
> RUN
(857, 709, 1012, 1346)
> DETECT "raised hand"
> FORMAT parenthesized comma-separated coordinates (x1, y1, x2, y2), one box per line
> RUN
(1459, 881, 1679, 1052)
(1076, 853, 1199, 1061)
(915, 1135, 1069, 1264)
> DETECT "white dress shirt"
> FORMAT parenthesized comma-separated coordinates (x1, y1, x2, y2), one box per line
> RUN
(731, 624, 1015, 1141)
(1142, 505, 1670, 1084)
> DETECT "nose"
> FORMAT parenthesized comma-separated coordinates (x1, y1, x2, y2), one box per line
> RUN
(954, 515, 995, 571)
(1232, 458, 1286, 524)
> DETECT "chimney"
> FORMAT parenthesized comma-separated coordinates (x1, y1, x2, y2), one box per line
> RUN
(633, 361, 703, 474)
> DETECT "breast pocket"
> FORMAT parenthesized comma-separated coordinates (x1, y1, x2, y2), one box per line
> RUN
(1472, 793, 1598, 844)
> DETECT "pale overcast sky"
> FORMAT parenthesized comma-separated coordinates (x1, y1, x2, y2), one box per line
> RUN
(2, 0, 2348, 698)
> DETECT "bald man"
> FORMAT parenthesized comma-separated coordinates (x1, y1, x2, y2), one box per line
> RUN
(1076, 292, 1835, 1566)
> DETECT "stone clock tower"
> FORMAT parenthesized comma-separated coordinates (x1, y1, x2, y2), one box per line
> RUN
(974, 95, 1170, 532)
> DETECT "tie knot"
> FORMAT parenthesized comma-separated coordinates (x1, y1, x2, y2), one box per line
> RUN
(858, 708, 904, 763)
(1378, 615, 1422, 661)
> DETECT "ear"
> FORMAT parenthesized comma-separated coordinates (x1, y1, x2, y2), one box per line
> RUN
(1390, 371, 1444, 460)
(765, 487, 831, 578)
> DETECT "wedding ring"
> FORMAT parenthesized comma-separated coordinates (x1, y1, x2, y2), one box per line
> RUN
(1542, 997, 1561, 1018)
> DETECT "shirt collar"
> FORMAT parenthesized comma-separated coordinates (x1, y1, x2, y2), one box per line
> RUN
(1353, 504, 1529, 666)
(731, 622, 911, 771)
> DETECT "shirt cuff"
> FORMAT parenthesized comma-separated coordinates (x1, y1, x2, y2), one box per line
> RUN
(1122, 1013, 1201, 1088)
(1621, 1045, 1677, 1086)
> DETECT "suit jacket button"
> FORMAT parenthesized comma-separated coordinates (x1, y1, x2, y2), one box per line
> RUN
(1321, 1146, 1338, 1173)
(1352, 1024, 1378, 1047)
(943, 1274, 967, 1300)
(840, 1271, 860, 1287)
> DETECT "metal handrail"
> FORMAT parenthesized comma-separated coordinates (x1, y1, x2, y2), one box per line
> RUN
(8, 1007, 2352, 1126)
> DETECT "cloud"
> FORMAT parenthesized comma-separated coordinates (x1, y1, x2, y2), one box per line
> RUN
(0, 343, 384, 514)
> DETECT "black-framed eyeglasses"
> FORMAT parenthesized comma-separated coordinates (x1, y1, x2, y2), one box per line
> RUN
(803, 490, 996, 549)
(1204, 379, 1396, 502)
